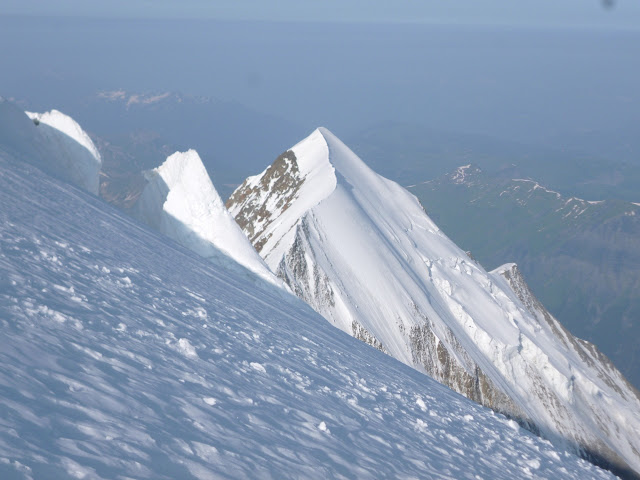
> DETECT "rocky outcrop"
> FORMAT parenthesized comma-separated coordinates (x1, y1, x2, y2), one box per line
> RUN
(227, 150, 303, 253)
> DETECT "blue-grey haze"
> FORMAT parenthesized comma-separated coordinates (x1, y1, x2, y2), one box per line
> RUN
(2, 0, 640, 29)
(1, 15, 639, 164)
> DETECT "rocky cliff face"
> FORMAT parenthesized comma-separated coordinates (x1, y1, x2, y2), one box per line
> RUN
(228, 127, 640, 478)
(228, 150, 303, 253)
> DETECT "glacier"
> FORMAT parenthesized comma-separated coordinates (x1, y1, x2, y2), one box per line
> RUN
(228, 127, 640, 478)
(0, 123, 617, 479)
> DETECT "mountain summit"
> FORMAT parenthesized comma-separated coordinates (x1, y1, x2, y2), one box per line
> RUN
(228, 127, 640, 478)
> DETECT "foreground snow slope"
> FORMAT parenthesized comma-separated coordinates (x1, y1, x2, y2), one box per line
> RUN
(131, 149, 280, 288)
(228, 127, 640, 478)
(0, 152, 614, 479)
(0, 98, 101, 194)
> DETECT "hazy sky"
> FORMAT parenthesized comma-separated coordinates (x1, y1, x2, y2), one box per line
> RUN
(2, 2, 639, 169)
(3, 0, 640, 29)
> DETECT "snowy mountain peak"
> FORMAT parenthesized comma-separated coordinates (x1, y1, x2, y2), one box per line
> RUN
(227, 128, 337, 264)
(132, 149, 281, 288)
(316, 126, 421, 212)
(293, 127, 333, 177)
(154, 149, 204, 191)
(26, 110, 102, 196)
(229, 128, 640, 478)
(0, 100, 101, 194)
(26, 109, 102, 165)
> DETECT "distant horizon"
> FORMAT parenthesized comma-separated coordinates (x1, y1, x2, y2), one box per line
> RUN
(2, 0, 639, 30)
(2, 12, 640, 32)
(2, 15, 639, 153)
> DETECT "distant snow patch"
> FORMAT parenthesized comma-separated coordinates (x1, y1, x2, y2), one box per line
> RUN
(451, 164, 474, 184)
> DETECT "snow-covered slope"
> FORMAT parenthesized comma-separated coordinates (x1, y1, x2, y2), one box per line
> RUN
(0, 145, 616, 479)
(131, 149, 280, 288)
(0, 98, 101, 194)
(228, 127, 640, 478)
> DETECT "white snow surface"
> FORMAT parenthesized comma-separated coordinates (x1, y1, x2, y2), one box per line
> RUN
(229, 127, 640, 477)
(0, 99, 101, 195)
(0, 142, 616, 479)
(26, 109, 102, 194)
(133, 149, 281, 288)
(26, 110, 101, 164)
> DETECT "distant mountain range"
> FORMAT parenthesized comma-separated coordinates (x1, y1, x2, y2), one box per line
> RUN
(41, 95, 640, 206)
(346, 122, 640, 203)
(409, 165, 640, 389)
(61, 90, 307, 200)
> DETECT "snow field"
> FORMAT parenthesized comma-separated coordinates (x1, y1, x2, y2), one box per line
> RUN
(0, 154, 615, 479)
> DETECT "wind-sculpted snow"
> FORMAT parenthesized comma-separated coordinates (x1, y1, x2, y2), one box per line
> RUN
(132, 149, 280, 288)
(25, 110, 101, 167)
(228, 127, 640, 478)
(0, 154, 615, 479)
(25, 109, 102, 194)
(0, 99, 101, 195)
